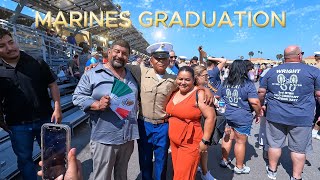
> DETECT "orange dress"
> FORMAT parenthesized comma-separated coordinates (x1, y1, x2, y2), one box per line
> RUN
(166, 90, 203, 180)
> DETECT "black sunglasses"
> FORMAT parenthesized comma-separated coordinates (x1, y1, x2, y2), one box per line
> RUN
(298, 52, 304, 56)
(170, 56, 177, 59)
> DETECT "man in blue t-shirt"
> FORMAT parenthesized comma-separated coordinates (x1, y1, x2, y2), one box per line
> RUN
(86, 51, 101, 67)
(67, 33, 77, 45)
(166, 50, 179, 75)
(207, 57, 226, 93)
(258, 45, 320, 180)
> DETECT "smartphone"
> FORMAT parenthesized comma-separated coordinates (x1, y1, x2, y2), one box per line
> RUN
(41, 123, 71, 180)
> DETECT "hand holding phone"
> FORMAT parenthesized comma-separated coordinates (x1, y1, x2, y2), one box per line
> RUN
(41, 123, 71, 180)
(38, 148, 82, 180)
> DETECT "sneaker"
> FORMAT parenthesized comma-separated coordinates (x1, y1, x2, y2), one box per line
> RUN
(290, 176, 303, 180)
(219, 158, 232, 168)
(201, 170, 216, 180)
(197, 166, 202, 172)
(312, 129, 318, 138)
(259, 145, 264, 150)
(315, 134, 320, 140)
(266, 166, 277, 179)
(234, 165, 250, 174)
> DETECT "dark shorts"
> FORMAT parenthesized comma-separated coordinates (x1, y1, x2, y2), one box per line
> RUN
(266, 121, 312, 154)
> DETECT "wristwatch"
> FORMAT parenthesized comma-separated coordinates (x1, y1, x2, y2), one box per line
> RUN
(202, 139, 211, 146)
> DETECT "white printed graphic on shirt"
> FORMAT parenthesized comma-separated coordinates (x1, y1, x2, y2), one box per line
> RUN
(226, 89, 240, 106)
(271, 69, 302, 102)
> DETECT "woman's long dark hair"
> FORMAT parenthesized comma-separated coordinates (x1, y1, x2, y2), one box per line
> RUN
(223, 60, 248, 86)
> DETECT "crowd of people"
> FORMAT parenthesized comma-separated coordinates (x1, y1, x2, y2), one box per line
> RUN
(1, 25, 320, 180)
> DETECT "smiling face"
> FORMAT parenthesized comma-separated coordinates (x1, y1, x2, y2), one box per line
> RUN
(169, 51, 177, 68)
(108, 44, 129, 69)
(176, 70, 195, 94)
(0, 34, 20, 61)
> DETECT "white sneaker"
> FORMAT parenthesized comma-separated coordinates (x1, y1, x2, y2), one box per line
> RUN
(315, 134, 320, 140)
(234, 165, 250, 174)
(259, 145, 264, 150)
(197, 166, 202, 172)
(312, 129, 318, 138)
(201, 171, 216, 180)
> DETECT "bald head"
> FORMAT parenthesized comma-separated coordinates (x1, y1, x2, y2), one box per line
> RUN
(284, 45, 303, 62)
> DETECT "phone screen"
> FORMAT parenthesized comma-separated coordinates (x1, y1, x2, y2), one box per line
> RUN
(42, 126, 68, 180)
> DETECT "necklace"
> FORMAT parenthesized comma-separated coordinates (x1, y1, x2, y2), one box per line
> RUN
(105, 63, 126, 80)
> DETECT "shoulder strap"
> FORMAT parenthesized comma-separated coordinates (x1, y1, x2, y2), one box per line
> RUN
(196, 89, 199, 107)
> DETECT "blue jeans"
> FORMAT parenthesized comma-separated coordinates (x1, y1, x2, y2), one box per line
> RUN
(137, 119, 170, 180)
(8, 117, 50, 180)
(228, 121, 252, 136)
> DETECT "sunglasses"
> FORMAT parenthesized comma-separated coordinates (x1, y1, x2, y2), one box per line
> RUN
(170, 56, 177, 59)
(298, 52, 304, 56)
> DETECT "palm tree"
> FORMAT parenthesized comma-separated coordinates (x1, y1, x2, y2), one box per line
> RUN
(248, 51, 254, 60)
(257, 51, 263, 58)
(115, 4, 122, 10)
(276, 54, 283, 61)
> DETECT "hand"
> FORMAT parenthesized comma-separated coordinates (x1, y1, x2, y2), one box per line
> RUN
(198, 46, 202, 52)
(99, 96, 111, 111)
(203, 88, 214, 105)
(85, 63, 98, 72)
(51, 108, 62, 124)
(260, 109, 264, 117)
(255, 116, 260, 124)
(198, 141, 208, 153)
(38, 148, 83, 180)
(259, 105, 266, 117)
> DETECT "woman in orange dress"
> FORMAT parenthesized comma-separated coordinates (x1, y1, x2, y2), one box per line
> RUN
(166, 66, 216, 180)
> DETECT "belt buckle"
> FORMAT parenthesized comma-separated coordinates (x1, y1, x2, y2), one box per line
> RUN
(155, 119, 164, 124)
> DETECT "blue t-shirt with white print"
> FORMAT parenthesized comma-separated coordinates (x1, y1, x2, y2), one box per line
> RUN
(208, 66, 221, 93)
(217, 80, 258, 126)
(260, 63, 320, 127)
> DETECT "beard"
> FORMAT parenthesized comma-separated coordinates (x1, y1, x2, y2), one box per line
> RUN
(110, 58, 125, 69)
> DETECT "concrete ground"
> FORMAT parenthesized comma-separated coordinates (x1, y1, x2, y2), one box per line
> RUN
(72, 120, 320, 180)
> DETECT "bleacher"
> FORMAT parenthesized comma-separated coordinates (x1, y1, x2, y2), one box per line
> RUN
(0, 20, 90, 179)
(0, 82, 90, 179)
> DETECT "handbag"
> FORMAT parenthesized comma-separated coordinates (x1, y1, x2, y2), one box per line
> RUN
(196, 90, 226, 145)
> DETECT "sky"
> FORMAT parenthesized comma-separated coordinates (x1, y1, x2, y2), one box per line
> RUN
(1, 0, 320, 60)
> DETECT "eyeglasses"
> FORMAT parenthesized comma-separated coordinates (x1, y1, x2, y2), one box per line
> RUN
(200, 74, 209, 78)
(298, 52, 304, 56)
(170, 56, 177, 59)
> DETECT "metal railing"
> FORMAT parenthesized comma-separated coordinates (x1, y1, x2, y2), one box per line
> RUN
(0, 19, 83, 67)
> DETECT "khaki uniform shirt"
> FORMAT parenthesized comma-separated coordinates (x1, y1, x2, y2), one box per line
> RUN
(128, 65, 177, 120)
